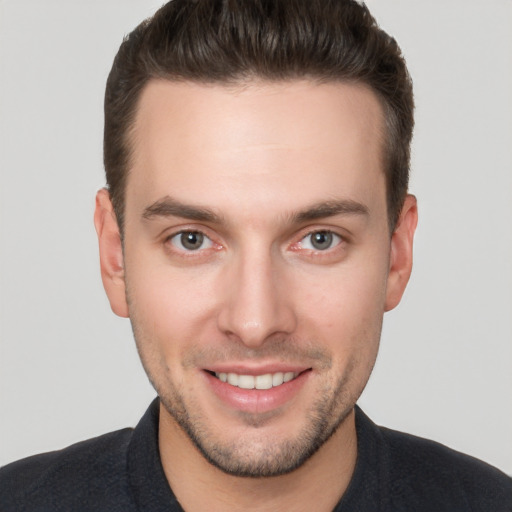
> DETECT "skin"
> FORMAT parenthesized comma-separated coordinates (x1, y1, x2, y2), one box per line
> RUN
(95, 79, 417, 511)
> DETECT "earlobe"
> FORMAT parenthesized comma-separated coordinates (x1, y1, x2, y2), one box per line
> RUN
(384, 194, 418, 312)
(94, 188, 129, 318)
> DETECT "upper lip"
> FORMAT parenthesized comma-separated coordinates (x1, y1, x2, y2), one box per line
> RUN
(204, 364, 311, 375)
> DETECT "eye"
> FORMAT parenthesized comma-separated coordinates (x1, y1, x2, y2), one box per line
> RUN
(299, 231, 342, 251)
(169, 231, 213, 252)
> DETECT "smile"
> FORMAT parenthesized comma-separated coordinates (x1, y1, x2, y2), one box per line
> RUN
(213, 371, 299, 390)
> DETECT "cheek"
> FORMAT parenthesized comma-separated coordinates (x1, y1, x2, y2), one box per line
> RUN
(292, 255, 387, 380)
(125, 257, 229, 363)
(297, 257, 388, 330)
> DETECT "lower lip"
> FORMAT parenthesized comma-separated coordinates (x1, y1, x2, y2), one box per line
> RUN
(204, 370, 311, 414)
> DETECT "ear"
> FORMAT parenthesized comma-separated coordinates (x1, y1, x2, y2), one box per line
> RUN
(385, 194, 418, 312)
(94, 188, 129, 318)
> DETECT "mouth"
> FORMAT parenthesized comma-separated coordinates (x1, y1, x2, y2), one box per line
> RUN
(206, 369, 309, 390)
(204, 367, 312, 413)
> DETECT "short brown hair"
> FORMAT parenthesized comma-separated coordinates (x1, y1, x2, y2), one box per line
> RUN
(104, 0, 414, 232)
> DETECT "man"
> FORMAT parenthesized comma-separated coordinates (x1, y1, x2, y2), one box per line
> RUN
(1, 0, 510, 510)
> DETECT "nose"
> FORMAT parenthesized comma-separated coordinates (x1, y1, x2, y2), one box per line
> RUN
(217, 248, 297, 348)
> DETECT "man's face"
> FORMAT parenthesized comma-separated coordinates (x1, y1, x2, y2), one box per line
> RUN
(98, 79, 415, 477)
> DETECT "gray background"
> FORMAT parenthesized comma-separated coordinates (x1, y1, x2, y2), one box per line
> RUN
(1, 1, 511, 473)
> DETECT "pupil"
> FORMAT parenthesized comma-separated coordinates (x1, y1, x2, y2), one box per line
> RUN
(181, 232, 203, 250)
(312, 232, 332, 250)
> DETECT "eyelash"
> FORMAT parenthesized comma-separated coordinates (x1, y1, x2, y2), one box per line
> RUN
(295, 230, 343, 252)
(163, 228, 345, 259)
(166, 230, 217, 254)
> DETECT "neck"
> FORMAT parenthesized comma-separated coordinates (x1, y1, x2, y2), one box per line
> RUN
(158, 404, 358, 512)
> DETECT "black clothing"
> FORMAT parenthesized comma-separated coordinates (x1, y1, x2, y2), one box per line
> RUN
(1, 399, 511, 511)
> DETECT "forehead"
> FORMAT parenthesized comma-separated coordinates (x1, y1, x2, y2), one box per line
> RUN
(127, 79, 386, 221)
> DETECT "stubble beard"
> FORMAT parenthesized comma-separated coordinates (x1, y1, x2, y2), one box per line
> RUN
(151, 357, 362, 478)
(128, 299, 380, 478)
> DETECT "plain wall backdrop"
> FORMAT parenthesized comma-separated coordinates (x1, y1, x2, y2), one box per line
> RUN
(1, 1, 511, 474)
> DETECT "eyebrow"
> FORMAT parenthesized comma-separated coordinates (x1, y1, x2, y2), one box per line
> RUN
(293, 199, 369, 223)
(142, 196, 222, 223)
(142, 196, 369, 224)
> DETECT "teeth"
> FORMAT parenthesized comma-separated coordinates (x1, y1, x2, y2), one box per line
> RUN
(272, 372, 284, 386)
(255, 374, 273, 390)
(238, 375, 255, 389)
(283, 371, 295, 383)
(215, 371, 298, 389)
